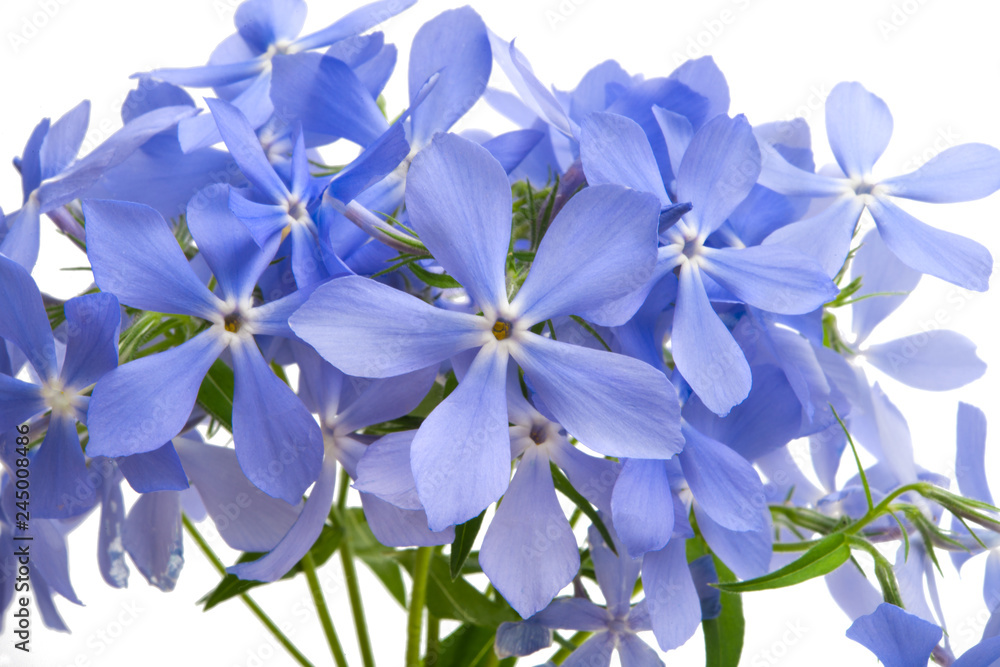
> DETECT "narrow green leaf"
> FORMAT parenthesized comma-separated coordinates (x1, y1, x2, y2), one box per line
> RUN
(550, 463, 617, 556)
(450, 509, 487, 579)
(704, 556, 745, 667)
(409, 261, 463, 289)
(715, 533, 851, 593)
(197, 359, 235, 434)
(358, 553, 407, 607)
(832, 405, 873, 512)
(396, 552, 517, 627)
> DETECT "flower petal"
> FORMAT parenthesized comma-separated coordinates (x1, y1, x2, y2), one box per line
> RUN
(0, 374, 45, 434)
(354, 430, 422, 510)
(512, 185, 660, 327)
(233, 0, 307, 53)
(123, 491, 184, 591)
(850, 228, 921, 344)
(762, 194, 865, 278)
(481, 446, 579, 618)
(0, 252, 57, 379)
(360, 493, 454, 547)
(87, 331, 226, 457)
(955, 402, 993, 506)
(864, 330, 985, 391)
(825, 82, 893, 179)
(618, 634, 665, 667)
(31, 414, 96, 519)
(117, 442, 189, 493)
(289, 275, 484, 378)
(411, 346, 510, 531)
(846, 603, 942, 667)
(290, 0, 417, 52)
(205, 98, 290, 204)
(83, 199, 223, 318)
(580, 112, 669, 206)
(406, 133, 511, 311)
(494, 620, 553, 658)
(869, 196, 992, 292)
(335, 367, 438, 434)
(39, 100, 90, 180)
(881, 143, 1000, 203)
(695, 503, 772, 580)
(512, 335, 683, 458)
(59, 292, 121, 390)
(562, 633, 615, 667)
(611, 459, 674, 558)
(589, 524, 641, 619)
(642, 539, 701, 652)
(533, 597, 609, 632)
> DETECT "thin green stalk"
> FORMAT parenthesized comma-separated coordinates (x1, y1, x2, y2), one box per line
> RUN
(425, 614, 440, 666)
(337, 467, 350, 510)
(340, 539, 375, 667)
(302, 552, 349, 667)
(406, 546, 433, 666)
(182, 515, 314, 667)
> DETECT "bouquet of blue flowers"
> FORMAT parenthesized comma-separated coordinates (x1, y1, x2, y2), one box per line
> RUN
(2, 0, 1000, 664)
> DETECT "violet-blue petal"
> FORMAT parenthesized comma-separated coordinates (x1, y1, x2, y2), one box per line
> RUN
(206, 98, 289, 203)
(408, 7, 491, 146)
(406, 133, 511, 311)
(234, 0, 307, 53)
(174, 438, 301, 552)
(481, 129, 544, 174)
(0, 252, 58, 379)
(83, 199, 222, 318)
(695, 503, 772, 580)
(230, 338, 323, 504)
(229, 191, 291, 247)
(512, 335, 683, 458)
(0, 199, 41, 271)
(617, 635, 665, 667)
(580, 112, 669, 206)
(290, 276, 484, 378)
(39, 100, 90, 180)
(335, 367, 438, 434)
(0, 375, 45, 434)
(850, 228, 921, 343)
(354, 430, 422, 510)
(87, 331, 226, 457)
(145, 59, 267, 88)
(25, 516, 81, 605)
(562, 633, 615, 667)
(672, 262, 750, 416)
(178, 72, 273, 153)
(955, 403, 993, 505)
(651, 105, 693, 181)
(700, 245, 838, 315)
(846, 603, 941, 667)
(117, 442, 189, 493)
(679, 423, 764, 532)
(669, 55, 729, 120)
(18, 117, 49, 198)
(755, 135, 847, 198)
(611, 459, 674, 558)
(123, 491, 184, 591)
(825, 82, 893, 179)
(642, 539, 700, 652)
(97, 466, 129, 588)
(954, 637, 1000, 667)
(59, 292, 120, 390)
(481, 446, 579, 618)
(326, 121, 409, 204)
(360, 492, 454, 547)
(589, 524, 641, 619)
(494, 620, 553, 658)
(188, 183, 276, 299)
(31, 414, 94, 518)
(291, 0, 417, 52)
(533, 597, 609, 632)
(512, 185, 660, 327)
(548, 441, 619, 516)
(252, 284, 317, 341)
(864, 330, 985, 391)
(230, 457, 335, 582)
(271, 53, 388, 148)
(763, 194, 866, 277)
(568, 59, 630, 122)
(869, 196, 992, 292)
(675, 114, 761, 235)
(412, 347, 510, 530)
(688, 555, 722, 620)
(881, 143, 1000, 203)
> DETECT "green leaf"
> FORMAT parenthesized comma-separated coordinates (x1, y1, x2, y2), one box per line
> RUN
(704, 557, 745, 667)
(550, 463, 617, 556)
(197, 359, 235, 433)
(396, 551, 517, 627)
(715, 533, 851, 593)
(434, 624, 517, 667)
(450, 509, 486, 579)
(200, 523, 345, 610)
(408, 261, 463, 289)
(358, 553, 407, 607)
(409, 381, 444, 419)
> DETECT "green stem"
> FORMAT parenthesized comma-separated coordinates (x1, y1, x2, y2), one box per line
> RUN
(425, 614, 440, 666)
(336, 467, 350, 510)
(302, 552, 349, 667)
(406, 546, 432, 666)
(340, 540, 375, 667)
(551, 631, 591, 663)
(182, 515, 314, 667)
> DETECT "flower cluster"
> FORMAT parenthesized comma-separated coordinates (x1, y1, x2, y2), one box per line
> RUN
(2, 0, 1000, 664)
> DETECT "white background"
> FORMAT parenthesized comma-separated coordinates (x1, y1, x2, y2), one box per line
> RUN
(2, 0, 1000, 665)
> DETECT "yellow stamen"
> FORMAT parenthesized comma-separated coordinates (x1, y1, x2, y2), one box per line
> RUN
(491, 320, 511, 341)
(224, 313, 241, 333)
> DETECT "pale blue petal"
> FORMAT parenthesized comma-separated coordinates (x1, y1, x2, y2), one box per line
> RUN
(850, 228, 921, 343)
(568, 60, 630, 122)
(511, 335, 683, 458)
(39, 100, 90, 180)
(548, 441, 619, 516)
(953, 637, 1000, 667)
(700, 245, 838, 314)
(291, 0, 417, 52)
(59, 293, 121, 390)
(0, 374, 45, 434)
(234, 0, 307, 52)
(642, 539, 701, 652)
(360, 493, 454, 547)
(589, 524, 641, 619)
(846, 603, 941, 667)
(411, 346, 510, 530)
(289, 276, 484, 378)
(679, 423, 764, 531)
(825, 82, 893, 179)
(145, 59, 268, 88)
(512, 185, 660, 326)
(83, 199, 223, 318)
(406, 133, 511, 311)
(881, 143, 1000, 203)
(580, 112, 669, 206)
(618, 634, 665, 667)
(335, 367, 438, 434)
(230, 338, 323, 504)
(955, 403, 993, 505)
(354, 430, 422, 510)
(481, 446, 579, 618)
(562, 633, 615, 667)
(755, 135, 847, 197)
(869, 196, 992, 292)
(123, 491, 184, 591)
(174, 438, 301, 552)
(229, 191, 291, 247)
(206, 98, 289, 204)
(87, 331, 226, 457)
(669, 56, 729, 121)
(611, 459, 674, 558)
(481, 129, 545, 174)
(533, 598, 609, 631)
(864, 330, 985, 390)
(494, 620, 553, 658)
(672, 262, 750, 416)
(0, 199, 41, 272)
(695, 503, 772, 580)
(408, 7, 491, 146)
(96, 465, 129, 588)
(675, 114, 761, 235)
